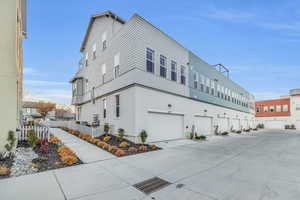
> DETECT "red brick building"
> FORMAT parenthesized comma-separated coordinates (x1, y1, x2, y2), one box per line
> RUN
(255, 98, 290, 117)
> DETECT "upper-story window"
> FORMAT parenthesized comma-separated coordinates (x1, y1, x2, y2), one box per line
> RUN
(256, 107, 260, 113)
(205, 77, 210, 94)
(146, 48, 155, 73)
(160, 55, 167, 78)
(180, 66, 186, 85)
(270, 105, 275, 112)
(102, 32, 107, 50)
(171, 61, 177, 81)
(210, 80, 215, 96)
(264, 106, 268, 112)
(200, 75, 204, 92)
(217, 84, 220, 98)
(85, 79, 89, 93)
(115, 95, 120, 118)
(193, 73, 198, 89)
(276, 105, 281, 112)
(283, 104, 288, 112)
(114, 53, 120, 78)
(92, 44, 97, 60)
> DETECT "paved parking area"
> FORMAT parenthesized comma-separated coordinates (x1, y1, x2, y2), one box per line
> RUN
(1, 130, 300, 200)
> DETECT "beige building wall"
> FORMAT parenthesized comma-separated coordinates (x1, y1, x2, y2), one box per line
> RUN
(0, 0, 26, 153)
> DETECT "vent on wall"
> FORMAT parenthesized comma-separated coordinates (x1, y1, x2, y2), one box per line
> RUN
(133, 177, 171, 195)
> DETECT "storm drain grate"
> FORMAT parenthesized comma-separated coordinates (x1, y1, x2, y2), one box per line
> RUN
(133, 177, 171, 195)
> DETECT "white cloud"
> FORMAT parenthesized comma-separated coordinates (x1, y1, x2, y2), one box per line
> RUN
(24, 88, 71, 105)
(25, 80, 69, 86)
(202, 9, 256, 22)
(24, 67, 40, 76)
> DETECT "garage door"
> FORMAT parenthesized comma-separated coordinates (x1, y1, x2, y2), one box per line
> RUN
(219, 118, 229, 132)
(241, 120, 249, 129)
(147, 112, 184, 142)
(194, 116, 212, 136)
(265, 120, 285, 129)
(295, 120, 300, 130)
(231, 119, 240, 131)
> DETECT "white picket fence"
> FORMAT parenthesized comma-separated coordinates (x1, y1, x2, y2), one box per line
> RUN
(41, 121, 114, 138)
(18, 125, 50, 141)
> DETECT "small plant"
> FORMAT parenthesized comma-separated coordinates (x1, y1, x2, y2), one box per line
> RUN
(150, 144, 158, 150)
(104, 123, 110, 135)
(236, 130, 242, 134)
(195, 135, 206, 140)
(103, 136, 111, 142)
(139, 130, 148, 144)
(0, 165, 10, 176)
(27, 129, 38, 148)
(108, 145, 118, 153)
(40, 144, 49, 154)
(97, 141, 106, 148)
(119, 141, 130, 148)
(115, 149, 126, 156)
(253, 128, 258, 131)
(4, 130, 16, 154)
(221, 132, 229, 136)
(50, 136, 60, 144)
(128, 147, 138, 153)
(102, 143, 111, 150)
(60, 155, 78, 165)
(245, 128, 250, 132)
(138, 145, 148, 151)
(75, 121, 80, 124)
(117, 128, 125, 142)
(189, 132, 194, 140)
(32, 157, 48, 163)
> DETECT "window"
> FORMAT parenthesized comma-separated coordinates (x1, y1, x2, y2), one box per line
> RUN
(193, 73, 198, 89)
(276, 105, 281, 112)
(92, 87, 95, 104)
(210, 80, 215, 95)
(102, 64, 106, 84)
(256, 107, 260, 113)
(93, 114, 99, 123)
(77, 106, 81, 121)
(85, 79, 89, 93)
(103, 99, 107, 118)
(85, 53, 89, 66)
(114, 53, 120, 78)
(146, 48, 155, 73)
(283, 104, 288, 112)
(264, 106, 269, 112)
(200, 75, 204, 92)
(102, 32, 107, 50)
(205, 77, 210, 94)
(115, 95, 120, 118)
(171, 61, 177, 81)
(270, 105, 275, 112)
(160, 55, 167, 78)
(180, 66, 186, 85)
(92, 44, 96, 60)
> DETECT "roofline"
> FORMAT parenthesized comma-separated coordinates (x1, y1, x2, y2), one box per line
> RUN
(255, 98, 290, 103)
(80, 10, 126, 52)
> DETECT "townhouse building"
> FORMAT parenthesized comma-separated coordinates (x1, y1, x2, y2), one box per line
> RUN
(71, 11, 255, 142)
(0, 0, 26, 152)
(255, 89, 300, 129)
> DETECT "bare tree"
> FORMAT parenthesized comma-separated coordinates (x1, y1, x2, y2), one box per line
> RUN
(36, 101, 56, 119)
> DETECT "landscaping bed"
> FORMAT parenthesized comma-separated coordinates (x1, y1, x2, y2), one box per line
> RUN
(57, 126, 161, 157)
(0, 135, 82, 180)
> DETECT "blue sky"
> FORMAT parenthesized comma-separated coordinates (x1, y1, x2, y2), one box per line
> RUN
(24, 0, 300, 105)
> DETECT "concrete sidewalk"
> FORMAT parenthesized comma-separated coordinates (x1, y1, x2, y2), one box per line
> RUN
(50, 128, 116, 163)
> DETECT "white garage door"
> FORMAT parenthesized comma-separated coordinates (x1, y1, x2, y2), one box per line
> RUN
(265, 120, 285, 129)
(194, 116, 212, 136)
(241, 120, 249, 129)
(231, 119, 240, 131)
(147, 112, 184, 142)
(295, 121, 300, 130)
(219, 118, 229, 132)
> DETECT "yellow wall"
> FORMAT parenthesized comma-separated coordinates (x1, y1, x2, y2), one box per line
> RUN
(0, 0, 24, 153)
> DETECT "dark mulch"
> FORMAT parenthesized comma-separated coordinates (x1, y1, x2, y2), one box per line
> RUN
(17, 141, 82, 172)
(0, 155, 14, 179)
(95, 134, 162, 157)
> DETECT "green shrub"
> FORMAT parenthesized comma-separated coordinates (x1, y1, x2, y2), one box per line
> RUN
(139, 130, 148, 144)
(236, 130, 242, 134)
(4, 130, 16, 152)
(189, 132, 194, 139)
(27, 129, 38, 148)
(32, 157, 48, 163)
(221, 132, 229, 136)
(117, 128, 125, 142)
(195, 135, 206, 140)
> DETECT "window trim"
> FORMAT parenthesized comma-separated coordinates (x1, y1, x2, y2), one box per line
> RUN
(160, 55, 167, 78)
(171, 60, 177, 81)
(146, 48, 155, 73)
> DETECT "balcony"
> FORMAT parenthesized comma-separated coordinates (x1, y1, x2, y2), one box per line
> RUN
(72, 91, 92, 105)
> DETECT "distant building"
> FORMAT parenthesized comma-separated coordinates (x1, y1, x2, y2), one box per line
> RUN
(0, 0, 26, 153)
(255, 89, 300, 129)
(71, 11, 255, 142)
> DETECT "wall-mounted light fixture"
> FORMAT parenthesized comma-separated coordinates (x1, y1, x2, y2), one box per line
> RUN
(204, 109, 207, 112)
(168, 104, 172, 108)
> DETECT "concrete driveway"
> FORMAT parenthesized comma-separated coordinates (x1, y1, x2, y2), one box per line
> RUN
(1, 130, 300, 200)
